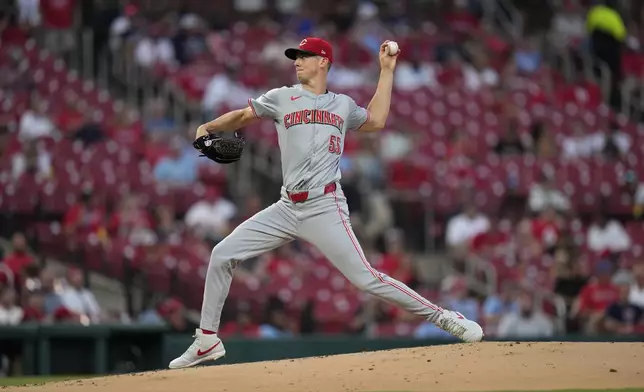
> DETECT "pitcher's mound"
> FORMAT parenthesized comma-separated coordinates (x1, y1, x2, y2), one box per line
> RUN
(16, 342, 644, 392)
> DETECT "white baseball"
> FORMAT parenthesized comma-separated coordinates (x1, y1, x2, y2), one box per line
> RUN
(386, 41, 399, 56)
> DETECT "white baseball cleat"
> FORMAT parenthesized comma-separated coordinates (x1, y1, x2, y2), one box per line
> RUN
(434, 310, 484, 343)
(168, 329, 226, 369)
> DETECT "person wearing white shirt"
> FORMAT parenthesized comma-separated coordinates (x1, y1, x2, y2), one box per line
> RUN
(562, 122, 604, 160)
(11, 142, 52, 180)
(446, 203, 490, 248)
(18, 99, 56, 141)
(134, 33, 176, 68)
(60, 268, 102, 324)
(528, 173, 571, 213)
(185, 188, 237, 241)
(394, 60, 438, 91)
(629, 264, 644, 308)
(0, 288, 24, 325)
(497, 291, 554, 338)
(202, 67, 255, 115)
(587, 216, 631, 254)
(17, 0, 41, 27)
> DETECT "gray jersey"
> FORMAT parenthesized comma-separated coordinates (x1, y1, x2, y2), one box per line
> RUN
(248, 84, 369, 191)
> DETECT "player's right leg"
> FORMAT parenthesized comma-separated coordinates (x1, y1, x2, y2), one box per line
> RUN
(169, 201, 297, 369)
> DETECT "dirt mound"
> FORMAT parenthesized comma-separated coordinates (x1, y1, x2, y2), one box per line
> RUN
(16, 342, 644, 392)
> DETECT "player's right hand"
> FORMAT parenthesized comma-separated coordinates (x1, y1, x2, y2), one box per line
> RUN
(378, 40, 399, 72)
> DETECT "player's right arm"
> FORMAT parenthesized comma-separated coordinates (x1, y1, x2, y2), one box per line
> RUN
(196, 88, 282, 139)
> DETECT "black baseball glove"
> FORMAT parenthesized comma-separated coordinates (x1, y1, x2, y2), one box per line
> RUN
(193, 132, 245, 164)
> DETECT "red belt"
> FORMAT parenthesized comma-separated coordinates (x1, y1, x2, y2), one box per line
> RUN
(287, 183, 337, 203)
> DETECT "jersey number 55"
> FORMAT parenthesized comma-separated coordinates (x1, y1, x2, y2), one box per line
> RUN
(328, 135, 342, 155)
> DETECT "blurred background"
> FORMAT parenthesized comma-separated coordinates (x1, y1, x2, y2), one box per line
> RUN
(0, 0, 644, 379)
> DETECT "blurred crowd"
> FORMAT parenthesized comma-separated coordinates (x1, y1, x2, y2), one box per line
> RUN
(0, 0, 644, 359)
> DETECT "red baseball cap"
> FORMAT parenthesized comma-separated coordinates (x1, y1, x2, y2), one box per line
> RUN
(285, 37, 333, 64)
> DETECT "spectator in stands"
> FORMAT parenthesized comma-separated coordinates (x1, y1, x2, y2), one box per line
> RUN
(40, 0, 77, 56)
(376, 229, 415, 286)
(554, 258, 589, 310)
(531, 207, 563, 253)
(394, 53, 438, 91)
(202, 64, 254, 116)
(39, 268, 63, 316)
(0, 47, 34, 91)
(154, 205, 182, 245)
(157, 297, 196, 332)
(441, 276, 480, 322)
(529, 122, 558, 159)
(21, 290, 47, 323)
(562, 121, 604, 160)
(3, 232, 35, 281)
(482, 281, 519, 337)
(73, 110, 107, 146)
(109, 107, 143, 147)
(0, 287, 23, 325)
(18, 96, 56, 141)
(572, 260, 620, 333)
(587, 213, 631, 255)
(16, 0, 41, 30)
(153, 137, 198, 186)
(134, 24, 176, 68)
(463, 49, 499, 91)
(11, 140, 52, 180)
(625, 171, 644, 219)
(601, 121, 631, 160)
(184, 187, 237, 243)
(108, 194, 154, 240)
(108, 3, 138, 52)
(259, 297, 296, 339)
(143, 98, 176, 136)
(445, 201, 490, 249)
(494, 119, 528, 156)
(513, 37, 542, 75)
(173, 14, 209, 65)
(60, 267, 101, 324)
(603, 281, 644, 334)
(497, 290, 554, 338)
(550, 0, 586, 50)
(55, 89, 85, 134)
(63, 187, 108, 243)
(528, 171, 571, 213)
(586, 0, 626, 86)
(629, 263, 644, 308)
(218, 309, 259, 337)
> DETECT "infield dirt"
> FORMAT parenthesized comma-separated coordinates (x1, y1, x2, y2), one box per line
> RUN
(12, 342, 644, 392)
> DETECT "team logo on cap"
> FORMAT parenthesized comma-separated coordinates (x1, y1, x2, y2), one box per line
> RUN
(300, 39, 307, 46)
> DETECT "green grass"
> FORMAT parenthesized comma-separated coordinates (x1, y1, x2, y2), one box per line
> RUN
(0, 375, 90, 387)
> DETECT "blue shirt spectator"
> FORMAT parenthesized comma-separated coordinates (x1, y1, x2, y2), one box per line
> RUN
(153, 141, 198, 185)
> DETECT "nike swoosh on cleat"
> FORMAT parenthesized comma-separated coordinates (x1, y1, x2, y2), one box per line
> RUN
(197, 341, 221, 356)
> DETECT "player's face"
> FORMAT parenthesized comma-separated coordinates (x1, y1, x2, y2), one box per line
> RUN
(294, 53, 326, 83)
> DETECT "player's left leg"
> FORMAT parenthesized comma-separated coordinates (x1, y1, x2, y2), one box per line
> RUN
(298, 186, 483, 342)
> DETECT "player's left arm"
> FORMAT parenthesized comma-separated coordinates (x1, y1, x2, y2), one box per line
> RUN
(359, 41, 399, 132)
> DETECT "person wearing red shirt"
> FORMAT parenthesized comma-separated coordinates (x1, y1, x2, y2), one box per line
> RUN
(573, 260, 620, 333)
(531, 207, 562, 253)
(55, 90, 85, 134)
(63, 188, 108, 244)
(41, 0, 76, 54)
(377, 229, 414, 286)
(2, 232, 35, 278)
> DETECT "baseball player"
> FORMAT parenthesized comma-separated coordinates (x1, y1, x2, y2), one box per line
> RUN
(169, 37, 483, 369)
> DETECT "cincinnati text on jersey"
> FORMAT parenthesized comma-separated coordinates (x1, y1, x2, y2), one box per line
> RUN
(283, 110, 345, 131)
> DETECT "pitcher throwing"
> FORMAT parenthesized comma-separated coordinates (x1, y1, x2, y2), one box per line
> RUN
(169, 37, 483, 369)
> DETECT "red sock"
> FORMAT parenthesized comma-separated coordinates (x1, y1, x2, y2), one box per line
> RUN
(200, 328, 216, 335)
